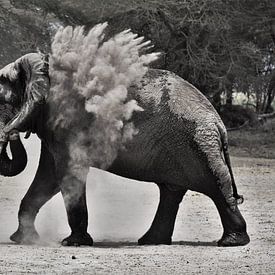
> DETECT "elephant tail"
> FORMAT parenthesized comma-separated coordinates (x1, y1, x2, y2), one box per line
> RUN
(218, 124, 244, 205)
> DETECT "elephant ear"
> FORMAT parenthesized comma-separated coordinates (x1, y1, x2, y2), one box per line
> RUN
(0, 53, 48, 108)
(16, 53, 49, 104)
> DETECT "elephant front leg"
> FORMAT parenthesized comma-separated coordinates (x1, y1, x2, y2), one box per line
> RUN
(60, 173, 93, 246)
(10, 143, 60, 244)
(138, 184, 187, 245)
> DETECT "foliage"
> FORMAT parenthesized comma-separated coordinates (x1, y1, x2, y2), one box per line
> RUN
(1, 0, 275, 114)
(219, 105, 258, 128)
(0, 1, 56, 64)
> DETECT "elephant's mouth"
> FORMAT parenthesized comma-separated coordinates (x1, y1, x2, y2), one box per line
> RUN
(0, 104, 27, 177)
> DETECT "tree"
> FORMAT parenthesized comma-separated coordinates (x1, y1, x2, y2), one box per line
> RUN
(2, 0, 275, 113)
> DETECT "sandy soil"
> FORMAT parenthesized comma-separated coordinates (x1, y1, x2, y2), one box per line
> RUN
(0, 136, 274, 274)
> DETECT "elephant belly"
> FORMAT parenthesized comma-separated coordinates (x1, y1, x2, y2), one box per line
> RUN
(108, 130, 161, 183)
(108, 117, 217, 191)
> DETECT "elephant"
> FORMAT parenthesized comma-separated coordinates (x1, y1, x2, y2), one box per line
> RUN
(0, 55, 250, 247)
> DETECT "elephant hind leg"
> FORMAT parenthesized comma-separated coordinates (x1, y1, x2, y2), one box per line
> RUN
(206, 185, 250, 246)
(138, 184, 187, 245)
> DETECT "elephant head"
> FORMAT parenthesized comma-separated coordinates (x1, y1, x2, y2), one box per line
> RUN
(0, 57, 30, 177)
(0, 103, 27, 177)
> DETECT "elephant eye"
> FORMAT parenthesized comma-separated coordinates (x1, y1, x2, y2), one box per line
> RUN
(0, 76, 10, 85)
(0, 76, 5, 84)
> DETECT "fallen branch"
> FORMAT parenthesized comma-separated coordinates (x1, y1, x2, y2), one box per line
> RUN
(258, 112, 275, 120)
(227, 120, 249, 131)
(227, 112, 275, 131)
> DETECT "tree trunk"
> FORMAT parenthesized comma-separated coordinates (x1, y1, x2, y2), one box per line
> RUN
(212, 92, 222, 112)
(226, 89, 233, 106)
(264, 72, 275, 113)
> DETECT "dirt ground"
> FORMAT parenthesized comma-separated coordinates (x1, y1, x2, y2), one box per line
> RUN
(0, 137, 274, 274)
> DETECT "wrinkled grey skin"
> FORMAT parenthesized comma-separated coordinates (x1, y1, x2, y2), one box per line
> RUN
(2, 68, 250, 247)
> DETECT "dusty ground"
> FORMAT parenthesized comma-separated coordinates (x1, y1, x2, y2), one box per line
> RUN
(0, 136, 274, 274)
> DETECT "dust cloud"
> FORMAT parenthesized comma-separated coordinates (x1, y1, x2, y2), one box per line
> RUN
(48, 22, 159, 176)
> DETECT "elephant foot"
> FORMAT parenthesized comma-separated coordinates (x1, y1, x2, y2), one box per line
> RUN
(10, 228, 40, 244)
(61, 232, 93, 246)
(218, 232, 250, 247)
(138, 232, 171, 245)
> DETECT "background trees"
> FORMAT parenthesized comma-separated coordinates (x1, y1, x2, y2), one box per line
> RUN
(1, 0, 275, 125)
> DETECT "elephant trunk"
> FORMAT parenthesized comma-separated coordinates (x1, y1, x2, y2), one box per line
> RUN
(0, 138, 27, 177)
(0, 104, 27, 176)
